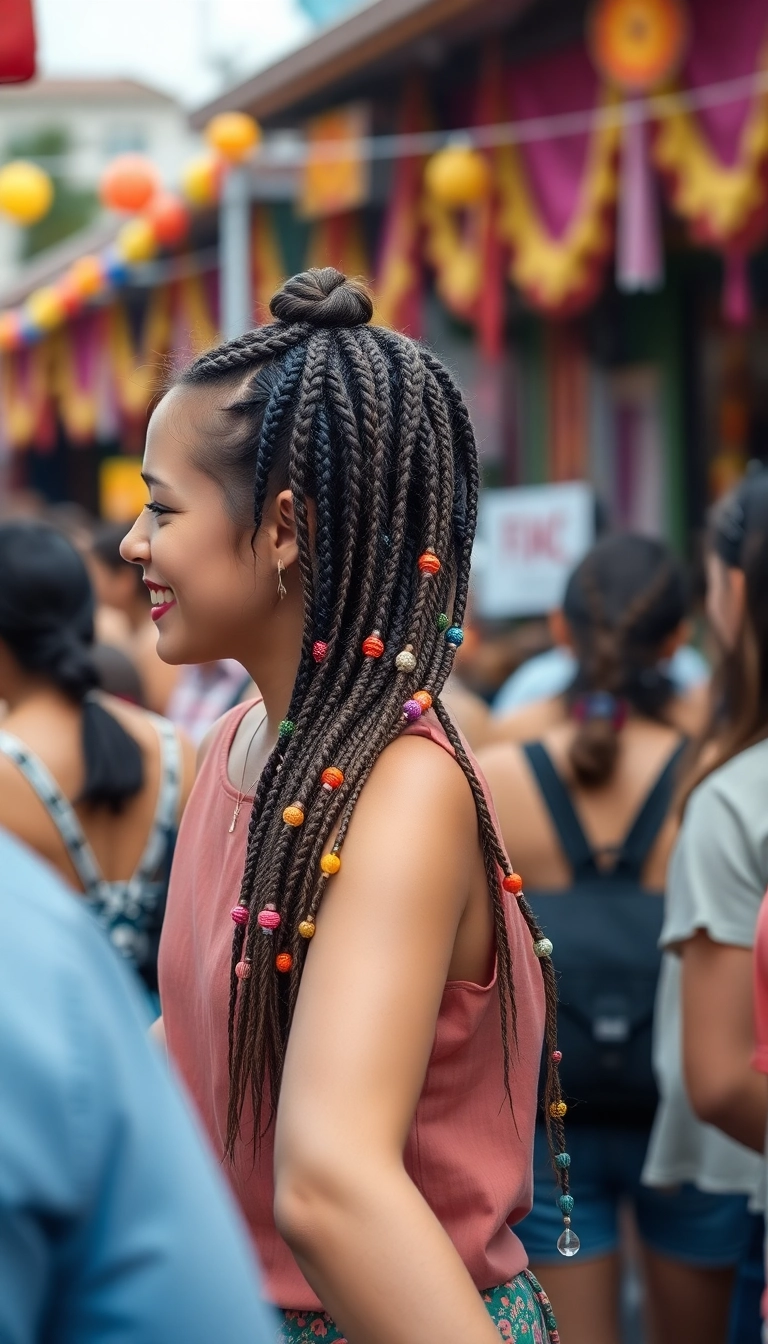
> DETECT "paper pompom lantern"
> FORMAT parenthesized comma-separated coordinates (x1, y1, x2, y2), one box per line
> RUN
(100, 154, 161, 212)
(116, 217, 158, 264)
(0, 161, 54, 226)
(0, 312, 22, 352)
(205, 111, 261, 163)
(144, 191, 190, 247)
(57, 277, 85, 319)
(25, 286, 65, 332)
(588, 0, 689, 92)
(181, 153, 222, 207)
(424, 145, 490, 209)
(68, 255, 105, 300)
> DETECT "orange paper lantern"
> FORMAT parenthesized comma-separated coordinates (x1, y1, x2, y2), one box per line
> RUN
(205, 111, 261, 164)
(144, 191, 190, 247)
(588, 0, 689, 92)
(0, 311, 21, 352)
(68, 255, 105, 300)
(424, 145, 490, 209)
(100, 154, 161, 213)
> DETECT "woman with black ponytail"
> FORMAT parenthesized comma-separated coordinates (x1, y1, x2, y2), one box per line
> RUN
(121, 268, 567, 1343)
(0, 521, 193, 1007)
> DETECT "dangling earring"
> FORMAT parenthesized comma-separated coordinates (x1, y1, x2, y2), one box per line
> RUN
(277, 559, 287, 601)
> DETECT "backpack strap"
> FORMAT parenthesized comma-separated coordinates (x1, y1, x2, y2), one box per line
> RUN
(522, 742, 599, 879)
(615, 738, 687, 879)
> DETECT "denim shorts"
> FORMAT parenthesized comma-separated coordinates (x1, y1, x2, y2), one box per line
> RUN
(515, 1125, 755, 1268)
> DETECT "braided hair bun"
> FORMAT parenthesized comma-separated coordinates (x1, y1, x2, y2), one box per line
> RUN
(269, 267, 373, 328)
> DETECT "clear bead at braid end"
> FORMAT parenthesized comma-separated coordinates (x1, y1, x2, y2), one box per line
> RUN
(556, 1198, 580, 1257)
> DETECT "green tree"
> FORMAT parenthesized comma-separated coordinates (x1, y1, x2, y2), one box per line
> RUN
(5, 127, 99, 258)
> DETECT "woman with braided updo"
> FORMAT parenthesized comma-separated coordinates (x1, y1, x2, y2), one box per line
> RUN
(121, 268, 569, 1344)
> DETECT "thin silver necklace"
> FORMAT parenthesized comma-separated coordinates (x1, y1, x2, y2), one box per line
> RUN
(228, 711, 268, 834)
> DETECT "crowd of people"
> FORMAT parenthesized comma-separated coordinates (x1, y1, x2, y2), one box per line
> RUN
(3, 267, 768, 1344)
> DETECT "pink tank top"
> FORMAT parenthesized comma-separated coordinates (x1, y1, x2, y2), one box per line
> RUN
(159, 700, 545, 1309)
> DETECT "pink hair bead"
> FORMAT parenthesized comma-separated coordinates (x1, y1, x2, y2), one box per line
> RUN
(402, 699, 423, 722)
(235, 960, 251, 980)
(230, 904, 249, 925)
(257, 908, 281, 932)
(312, 641, 328, 663)
(552, 1050, 563, 1063)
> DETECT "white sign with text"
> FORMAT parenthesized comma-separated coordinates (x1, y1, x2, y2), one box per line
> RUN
(474, 482, 594, 618)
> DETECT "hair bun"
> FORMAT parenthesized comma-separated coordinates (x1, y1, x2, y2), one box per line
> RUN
(269, 267, 373, 329)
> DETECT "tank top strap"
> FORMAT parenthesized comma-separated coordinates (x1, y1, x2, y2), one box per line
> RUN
(0, 730, 104, 894)
(131, 713, 183, 883)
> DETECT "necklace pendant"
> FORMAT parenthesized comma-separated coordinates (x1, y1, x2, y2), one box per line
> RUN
(229, 804, 241, 834)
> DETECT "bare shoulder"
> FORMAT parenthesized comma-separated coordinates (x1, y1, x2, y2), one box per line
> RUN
(476, 737, 532, 793)
(365, 727, 477, 825)
(494, 696, 565, 744)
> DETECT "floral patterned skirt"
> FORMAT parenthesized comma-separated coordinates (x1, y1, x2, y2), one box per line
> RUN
(277, 1270, 559, 1342)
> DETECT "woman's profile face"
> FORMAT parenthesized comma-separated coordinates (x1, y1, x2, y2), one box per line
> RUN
(705, 550, 745, 652)
(120, 385, 276, 667)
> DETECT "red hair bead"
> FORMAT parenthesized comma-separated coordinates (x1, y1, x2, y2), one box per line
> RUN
(230, 904, 249, 925)
(257, 907, 281, 932)
(418, 551, 441, 575)
(552, 1050, 563, 1063)
(362, 632, 384, 658)
(413, 690, 433, 711)
(312, 641, 328, 664)
(321, 766, 344, 791)
(502, 872, 524, 895)
(235, 959, 251, 980)
(275, 952, 293, 973)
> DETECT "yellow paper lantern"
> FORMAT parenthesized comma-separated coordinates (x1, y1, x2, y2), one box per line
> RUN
(181, 153, 222, 208)
(25, 286, 65, 332)
(116, 217, 158, 264)
(205, 112, 261, 164)
(0, 161, 54, 225)
(424, 145, 490, 209)
(68, 255, 105, 300)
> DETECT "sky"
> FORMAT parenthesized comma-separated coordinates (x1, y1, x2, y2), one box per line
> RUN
(35, 0, 315, 108)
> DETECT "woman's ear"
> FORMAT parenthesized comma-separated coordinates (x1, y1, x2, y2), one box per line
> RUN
(257, 489, 301, 572)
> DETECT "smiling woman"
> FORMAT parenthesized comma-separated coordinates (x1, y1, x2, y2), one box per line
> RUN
(121, 267, 567, 1344)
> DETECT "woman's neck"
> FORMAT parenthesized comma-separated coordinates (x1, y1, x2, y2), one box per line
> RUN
(238, 596, 304, 737)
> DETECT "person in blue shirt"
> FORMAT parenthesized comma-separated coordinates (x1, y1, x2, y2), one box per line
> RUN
(0, 825, 276, 1344)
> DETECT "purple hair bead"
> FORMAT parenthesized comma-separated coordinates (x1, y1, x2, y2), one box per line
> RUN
(403, 699, 423, 722)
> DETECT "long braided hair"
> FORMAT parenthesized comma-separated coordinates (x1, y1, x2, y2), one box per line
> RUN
(173, 267, 568, 1202)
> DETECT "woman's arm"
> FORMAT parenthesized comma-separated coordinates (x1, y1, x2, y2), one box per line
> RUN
(681, 930, 767, 1151)
(274, 734, 502, 1344)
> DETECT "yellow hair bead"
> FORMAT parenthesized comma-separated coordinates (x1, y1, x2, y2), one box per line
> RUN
(298, 920, 316, 939)
(283, 804, 305, 828)
(320, 852, 341, 876)
(550, 1101, 567, 1119)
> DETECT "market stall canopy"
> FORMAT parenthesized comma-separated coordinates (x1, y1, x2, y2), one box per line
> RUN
(0, 0, 35, 83)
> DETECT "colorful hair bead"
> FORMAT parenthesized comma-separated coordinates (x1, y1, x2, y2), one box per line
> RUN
(283, 804, 305, 828)
(550, 1100, 567, 1119)
(502, 872, 523, 895)
(445, 626, 464, 648)
(559, 1195, 574, 1216)
(413, 690, 433, 711)
(320, 852, 341, 876)
(362, 632, 384, 658)
(534, 937, 554, 959)
(417, 551, 441, 575)
(298, 920, 316, 939)
(235, 959, 251, 980)
(555, 1152, 571, 1169)
(257, 907, 281, 932)
(275, 952, 293, 973)
(278, 719, 295, 739)
(402, 699, 422, 722)
(321, 766, 344, 791)
(230, 904, 249, 925)
(395, 645, 417, 673)
(552, 1049, 563, 1063)
(436, 613, 450, 632)
(312, 640, 328, 664)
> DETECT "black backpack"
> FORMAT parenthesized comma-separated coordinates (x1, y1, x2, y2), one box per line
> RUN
(522, 739, 686, 1126)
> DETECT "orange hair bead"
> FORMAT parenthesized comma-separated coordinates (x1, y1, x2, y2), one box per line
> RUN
(502, 872, 524, 895)
(418, 551, 441, 575)
(275, 952, 293, 973)
(362, 632, 385, 658)
(283, 804, 305, 827)
(413, 690, 433, 712)
(321, 766, 344, 791)
(320, 852, 341, 876)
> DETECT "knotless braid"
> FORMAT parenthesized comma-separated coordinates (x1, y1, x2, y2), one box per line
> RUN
(174, 268, 569, 1214)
